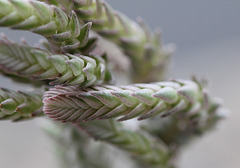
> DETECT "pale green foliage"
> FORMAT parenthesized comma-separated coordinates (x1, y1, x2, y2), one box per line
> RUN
(0, 87, 43, 121)
(0, 0, 226, 168)
(40, 0, 175, 82)
(43, 80, 214, 122)
(0, 0, 96, 53)
(77, 120, 171, 167)
(142, 94, 225, 148)
(0, 37, 111, 86)
(43, 121, 110, 168)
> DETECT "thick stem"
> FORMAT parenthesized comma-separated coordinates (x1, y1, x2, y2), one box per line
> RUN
(0, 37, 111, 86)
(39, 0, 175, 82)
(0, 87, 43, 121)
(77, 119, 172, 167)
(0, 0, 96, 54)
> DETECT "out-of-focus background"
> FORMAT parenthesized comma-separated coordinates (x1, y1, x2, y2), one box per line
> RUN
(0, 0, 240, 168)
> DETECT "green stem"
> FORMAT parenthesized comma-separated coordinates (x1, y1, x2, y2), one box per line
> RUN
(77, 119, 172, 167)
(0, 87, 43, 121)
(43, 121, 110, 168)
(0, 0, 96, 54)
(0, 37, 111, 86)
(40, 0, 174, 82)
(43, 79, 209, 122)
(142, 89, 227, 149)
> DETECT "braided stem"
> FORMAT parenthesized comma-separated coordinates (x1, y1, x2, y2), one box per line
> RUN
(77, 119, 172, 167)
(0, 0, 96, 53)
(75, 0, 175, 82)
(0, 37, 111, 86)
(142, 91, 226, 149)
(43, 121, 110, 168)
(0, 87, 43, 121)
(43, 79, 215, 122)
(39, 0, 174, 82)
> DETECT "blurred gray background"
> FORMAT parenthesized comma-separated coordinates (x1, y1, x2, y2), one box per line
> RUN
(0, 0, 240, 168)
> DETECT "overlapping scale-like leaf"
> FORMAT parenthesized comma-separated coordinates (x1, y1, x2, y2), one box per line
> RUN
(43, 79, 210, 122)
(0, 87, 43, 121)
(142, 89, 227, 147)
(0, 38, 111, 86)
(0, 0, 97, 53)
(43, 121, 110, 168)
(77, 120, 171, 166)
(40, 0, 174, 82)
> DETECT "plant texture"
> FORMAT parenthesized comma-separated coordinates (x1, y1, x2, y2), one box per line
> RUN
(0, 87, 43, 121)
(43, 120, 111, 168)
(77, 119, 171, 167)
(39, 0, 175, 82)
(0, 37, 111, 86)
(0, 0, 227, 168)
(0, 0, 96, 53)
(43, 79, 217, 122)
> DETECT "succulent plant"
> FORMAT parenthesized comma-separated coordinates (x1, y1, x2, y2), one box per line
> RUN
(0, 87, 43, 121)
(0, 0, 227, 168)
(43, 80, 213, 122)
(0, 37, 111, 86)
